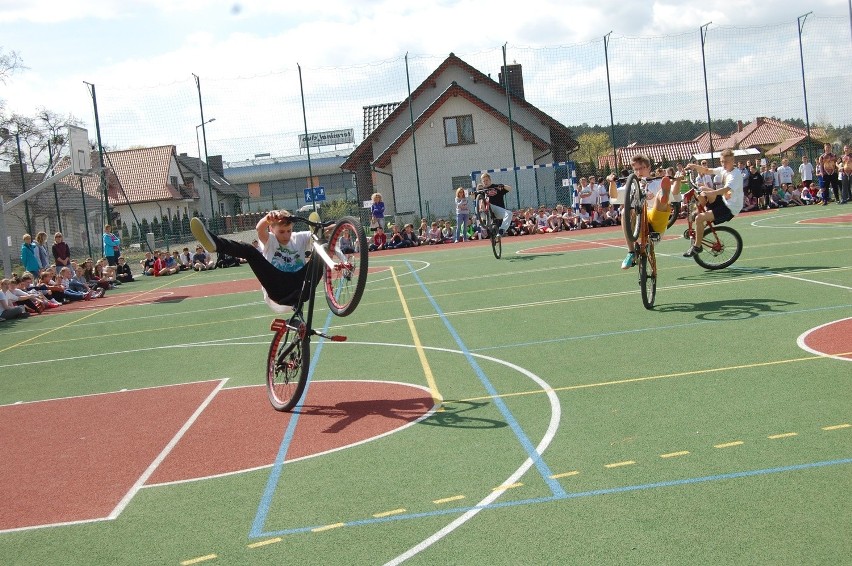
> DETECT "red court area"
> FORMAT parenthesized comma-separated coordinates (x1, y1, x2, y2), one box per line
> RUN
(0, 380, 433, 532)
(799, 213, 852, 225)
(800, 318, 852, 360)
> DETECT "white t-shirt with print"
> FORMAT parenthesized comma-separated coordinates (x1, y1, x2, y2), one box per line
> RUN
(262, 231, 312, 273)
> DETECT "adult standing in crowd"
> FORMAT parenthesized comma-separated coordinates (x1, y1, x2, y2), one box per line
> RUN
(20, 234, 41, 274)
(818, 143, 840, 205)
(777, 158, 794, 192)
(52, 232, 72, 272)
(102, 224, 121, 266)
(840, 151, 852, 205)
(34, 232, 51, 274)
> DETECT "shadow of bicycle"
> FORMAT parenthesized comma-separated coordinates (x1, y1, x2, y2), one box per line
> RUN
(418, 400, 508, 430)
(507, 254, 559, 262)
(676, 266, 832, 282)
(656, 298, 798, 321)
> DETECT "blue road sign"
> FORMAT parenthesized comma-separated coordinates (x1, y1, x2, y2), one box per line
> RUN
(304, 186, 326, 203)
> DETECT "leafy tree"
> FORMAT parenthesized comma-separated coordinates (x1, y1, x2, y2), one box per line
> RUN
(151, 217, 161, 238)
(576, 131, 613, 168)
(140, 218, 150, 237)
(0, 48, 26, 85)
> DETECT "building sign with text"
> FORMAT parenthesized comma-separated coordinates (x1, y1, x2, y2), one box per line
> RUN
(299, 129, 354, 149)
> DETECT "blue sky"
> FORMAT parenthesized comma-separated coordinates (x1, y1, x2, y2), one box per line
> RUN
(2, 0, 850, 161)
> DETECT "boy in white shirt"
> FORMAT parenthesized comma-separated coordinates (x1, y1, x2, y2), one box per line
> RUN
(683, 148, 744, 257)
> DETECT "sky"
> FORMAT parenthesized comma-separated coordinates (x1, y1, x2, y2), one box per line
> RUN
(1, 0, 850, 162)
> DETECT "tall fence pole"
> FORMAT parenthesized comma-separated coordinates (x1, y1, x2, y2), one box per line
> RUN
(84, 82, 111, 242)
(14, 132, 32, 235)
(502, 44, 520, 209)
(297, 63, 316, 212)
(797, 13, 814, 164)
(193, 74, 215, 223)
(699, 23, 715, 166)
(405, 53, 423, 218)
(603, 32, 618, 173)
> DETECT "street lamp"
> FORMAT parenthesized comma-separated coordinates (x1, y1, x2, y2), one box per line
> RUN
(195, 118, 215, 220)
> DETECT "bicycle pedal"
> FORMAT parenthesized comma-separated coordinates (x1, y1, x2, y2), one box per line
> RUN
(649, 232, 661, 242)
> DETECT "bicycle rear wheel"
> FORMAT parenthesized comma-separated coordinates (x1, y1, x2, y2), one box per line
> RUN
(693, 225, 743, 270)
(267, 321, 310, 412)
(476, 197, 491, 236)
(324, 216, 369, 317)
(667, 201, 681, 229)
(621, 174, 642, 244)
(491, 231, 502, 259)
(639, 245, 656, 309)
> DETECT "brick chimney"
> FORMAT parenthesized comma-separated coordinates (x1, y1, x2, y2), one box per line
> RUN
(737, 120, 744, 132)
(208, 155, 224, 177)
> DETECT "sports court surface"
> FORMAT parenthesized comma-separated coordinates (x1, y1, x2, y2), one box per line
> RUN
(0, 205, 849, 565)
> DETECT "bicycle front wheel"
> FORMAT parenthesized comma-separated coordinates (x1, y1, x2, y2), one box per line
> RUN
(324, 216, 369, 317)
(476, 197, 491, 235)
(621, 174, 642, 244)
(491, 232, 502, 259)
(639, 246, 656, 309)
(267, 322, 310, 412)
(693, 225, 743, 270)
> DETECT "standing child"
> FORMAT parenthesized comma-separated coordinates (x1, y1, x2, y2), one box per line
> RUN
(454, 188, 469, 242)
(370, 193, 385, 231)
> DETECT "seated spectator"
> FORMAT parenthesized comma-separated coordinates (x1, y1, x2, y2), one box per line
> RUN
(116, 256, 135, 282)
(386, 224, 404, 249)
(577, 208, 592, 229)
(522, 209, 537, 234)
(535, 207, 551, 233)
(84, 258, 112, 290)
(369, 226, 387, 251)
(561, 208, 578, 230)
(788, 186, 805, 206)
(179, 247, 193, 269)
(140, 251, 155, 275)
(163, 251, 181, 274)
(440, 220, 454, 243)
(216, 251, 243, 268)
(96, 258, 119, 287)
(547, 205, 565, 232)
(604, 205, 620, 227)
(401, 223, 419, 247)
(192, 246, 215, 271)
(417, 219, 429, 244)
(11, 274, 53, 313)
(35, 271, 70, 304)
(57, 267, 94, 300)
(1, 278, 30, 321)
(800, 185, 814, 204)
(73, 266, 104, 297)
(426, 222, 443, 245)
(20, 272, 62, 308)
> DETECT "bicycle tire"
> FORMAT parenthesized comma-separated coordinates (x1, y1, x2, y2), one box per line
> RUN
(476, 195, 491, 235)
(667, 201, 681, 229)
(621, 174, 642, 244)
(639, 245, 656, 309)
(267, 322, 310, 412)
(491, 232, 502, 259)
(324, 216, 369, 317)
(692, 225, 743, 270)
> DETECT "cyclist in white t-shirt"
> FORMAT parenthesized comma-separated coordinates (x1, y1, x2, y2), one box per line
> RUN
(683, 148, 744, 258)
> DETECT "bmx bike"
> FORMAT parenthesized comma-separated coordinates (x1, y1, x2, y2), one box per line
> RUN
(620, 173, 659, 309)
(472, 188, 502, 259)
(681, 171, 743, 270)
(266, 213, 368, 411)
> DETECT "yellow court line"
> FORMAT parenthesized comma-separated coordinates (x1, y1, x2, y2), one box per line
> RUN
(660, 451, 690, 458)
(550, 470, 580, 479)
(180, 554, 217, 565)
(459, 351, 852, 404)
(389, 266, 442, 406)
(492, 482, 523, 491)
(312, 522, 345, 533)
(822, 423, 851, 431)
(768, 432, 798, 439)
(373, 508, 406, 518)
(714, 441, 744, 449)
(604, 460, 636, 469)
(247, 538, 282, 549)
(433, 495, 466, 504)
(0, 272, 197, 354)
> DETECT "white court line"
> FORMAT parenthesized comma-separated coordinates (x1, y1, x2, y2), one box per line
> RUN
(796, 317, 852, 363)
(108, 378, 228, 519)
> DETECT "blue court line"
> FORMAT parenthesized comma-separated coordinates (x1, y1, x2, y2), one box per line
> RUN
(256, 457, 851, 537)
(250, 310, 335, 538)
(472, 303, 852, 353)
(404, 260, 566, 498)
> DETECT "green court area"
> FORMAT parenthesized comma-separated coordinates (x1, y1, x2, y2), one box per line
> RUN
(0, 205, 849, 565)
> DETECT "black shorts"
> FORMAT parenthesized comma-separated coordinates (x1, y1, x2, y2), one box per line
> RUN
(581, 203, 594, 213)
(707, 196, 734, 224)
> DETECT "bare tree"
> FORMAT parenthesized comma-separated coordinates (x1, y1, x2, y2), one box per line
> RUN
(0, 47, 27, 85)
